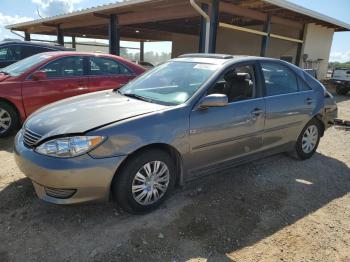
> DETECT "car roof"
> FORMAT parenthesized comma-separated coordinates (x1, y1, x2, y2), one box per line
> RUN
(0, 40, 73, 50)
(41, 51, 126, 58)
(172, 53, 285, 66)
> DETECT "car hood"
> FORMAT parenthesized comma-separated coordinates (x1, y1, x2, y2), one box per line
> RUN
(25, 90, 168, 139)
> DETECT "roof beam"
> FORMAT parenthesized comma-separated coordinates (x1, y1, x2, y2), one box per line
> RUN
(60, 4, 198, 30)
(219, 1, 303, 30)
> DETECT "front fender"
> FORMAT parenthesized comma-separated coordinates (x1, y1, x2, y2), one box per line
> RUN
(88, 106, 190, 159)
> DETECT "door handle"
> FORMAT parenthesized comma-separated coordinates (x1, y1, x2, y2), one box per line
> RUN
(251, 108, 263, 116)
(305, 98, 313, 105)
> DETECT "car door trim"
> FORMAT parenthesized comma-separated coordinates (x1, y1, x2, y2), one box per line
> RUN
(263, 120, 303, 134)
(192, 129, 264, 151)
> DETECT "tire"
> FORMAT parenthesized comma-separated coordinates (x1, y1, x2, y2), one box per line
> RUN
(0, 102, 19, 137)
(336, 85, 349, 95)
(112, 149, 176, 214)
(292, 119, 322, 160)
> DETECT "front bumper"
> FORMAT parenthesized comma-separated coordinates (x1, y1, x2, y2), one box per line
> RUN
(14, 131, 127, 204)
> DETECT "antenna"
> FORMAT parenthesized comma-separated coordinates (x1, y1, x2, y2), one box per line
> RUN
(37, 8, 44, 19)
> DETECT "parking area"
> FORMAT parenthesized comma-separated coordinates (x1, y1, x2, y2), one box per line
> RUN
(0, 86, 349, 262)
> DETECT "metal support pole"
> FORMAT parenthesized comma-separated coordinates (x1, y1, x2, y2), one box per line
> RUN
(72, 36, 76, 49)
(295, 24, 306, 66)
(198, 3, 209, 53)
(24, 32, 31, 41)
(209, 0, 219, 53)
(140, 41, 144, 62)
(57, 25, 64, 46)
(109, 14, 120, 56)
(260, 15, 271, 57)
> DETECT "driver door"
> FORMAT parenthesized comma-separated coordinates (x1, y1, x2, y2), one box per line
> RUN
(22, 56, 88, 116)
(188, 63, 265, 178)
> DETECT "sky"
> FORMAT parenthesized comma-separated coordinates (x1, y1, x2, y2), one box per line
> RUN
(0, 0, 350, 62)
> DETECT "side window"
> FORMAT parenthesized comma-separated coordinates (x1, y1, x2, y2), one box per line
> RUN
(297, 77, 312, 91)
(0, 47, 8, 60)
(89, 57, 132, 76)
(261, 62, 298, 96)
(0, 46, 21, 61)
(22, 46, 50, 58)
(40, 56, 84, 78)
(209, 65, 256, 103)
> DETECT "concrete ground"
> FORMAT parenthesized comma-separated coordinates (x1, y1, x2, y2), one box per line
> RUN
(0, 87, 349, 262)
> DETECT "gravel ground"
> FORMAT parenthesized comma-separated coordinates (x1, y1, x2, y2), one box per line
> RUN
(0, 87, 349, 262)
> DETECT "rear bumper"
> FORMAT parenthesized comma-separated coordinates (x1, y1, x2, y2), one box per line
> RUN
(332, 79, 350, 87)
(14, 131, 127, 204)
(324, 106, 338, 129)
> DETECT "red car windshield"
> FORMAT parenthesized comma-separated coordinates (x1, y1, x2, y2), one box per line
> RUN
(1, 53, 53, 77)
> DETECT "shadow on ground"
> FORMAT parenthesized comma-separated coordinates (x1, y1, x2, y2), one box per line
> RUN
(0, 135, 15, 153)
(0, 150, 349, 261)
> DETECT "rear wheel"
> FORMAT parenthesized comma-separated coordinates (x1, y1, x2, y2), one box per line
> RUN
(293, 119, 322, 160)
(336, 85, 349, 95)
(112, 149, 176, 213)
(0, 102, 19, 137)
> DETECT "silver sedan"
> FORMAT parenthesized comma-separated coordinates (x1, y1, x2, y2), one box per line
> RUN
(14, 54, 337, 213)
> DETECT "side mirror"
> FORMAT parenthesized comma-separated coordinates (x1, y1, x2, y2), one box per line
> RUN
(32, 71, 47, 81)
(198, 94, 228, 109)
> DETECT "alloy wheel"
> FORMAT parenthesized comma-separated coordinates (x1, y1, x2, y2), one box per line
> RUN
(131, 161, 170, 206)
(0, 108, 11, 134)
(302, 125, 318, 154)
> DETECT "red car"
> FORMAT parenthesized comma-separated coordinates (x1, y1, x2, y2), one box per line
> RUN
(0, 52, 145, 137)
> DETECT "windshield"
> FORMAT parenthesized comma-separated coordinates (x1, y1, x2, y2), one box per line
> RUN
(120, 61, 219, 105)
(0, 53, 53, 76)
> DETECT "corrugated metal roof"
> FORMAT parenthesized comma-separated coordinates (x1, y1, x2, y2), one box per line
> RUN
(263, 0, 350, 30)
(6, 0, 155, 29)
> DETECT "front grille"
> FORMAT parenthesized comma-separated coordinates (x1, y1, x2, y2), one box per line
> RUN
(44, 187, 77, 199)
(23, 128, 42, 148)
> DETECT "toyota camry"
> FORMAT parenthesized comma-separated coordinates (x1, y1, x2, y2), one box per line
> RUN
(14, 54, 337, 213)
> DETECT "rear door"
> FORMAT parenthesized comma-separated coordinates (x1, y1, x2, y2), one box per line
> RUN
(260, 61, 316, 150)
(87, 56, 135, 92)
(22, 56, 89, 115)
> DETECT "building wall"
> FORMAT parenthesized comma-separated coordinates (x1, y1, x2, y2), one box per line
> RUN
(65, 43, 109, 53)
(171, 25, 299, 63)
(302, 23, 334, 80)
(171, 33, 199, 58)
(161, 23, 334, 80)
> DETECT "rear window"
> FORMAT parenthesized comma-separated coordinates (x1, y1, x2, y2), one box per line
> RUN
(303, 71, 320, 90)
(89, 57, 132, 76)
(21, 45, 52, 58)
(261, 62, 298, 96)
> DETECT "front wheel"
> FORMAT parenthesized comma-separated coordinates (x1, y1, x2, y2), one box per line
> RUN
(112, 149, 176, 213)
(293, 119, 322, 160)
(0, 102, 19, 137)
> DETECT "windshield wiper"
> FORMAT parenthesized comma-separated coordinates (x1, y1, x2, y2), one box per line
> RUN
(122, 93, 153, 103)
(0, 71, 9, 75)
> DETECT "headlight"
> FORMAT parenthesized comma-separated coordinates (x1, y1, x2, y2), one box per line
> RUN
(35, 136, 105, 158)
